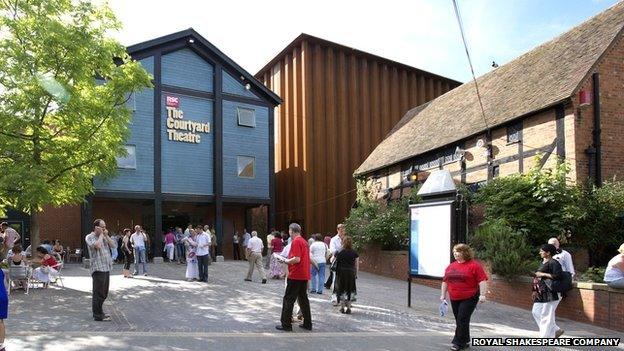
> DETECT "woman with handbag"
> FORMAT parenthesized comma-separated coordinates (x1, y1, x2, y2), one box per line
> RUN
(532, 243, 564, 338)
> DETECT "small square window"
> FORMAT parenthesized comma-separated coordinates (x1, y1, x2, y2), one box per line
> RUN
(237, 107, 256, 127)
(507, 121, 522, 143)
(237, 156, 255, 178)
(116, 145, 137, 169)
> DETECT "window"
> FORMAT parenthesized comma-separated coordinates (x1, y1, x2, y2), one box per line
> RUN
(116, 145, 137, 169)
(237, 107, 256, 127)
(507, 121, 522, 143)
(237, 156, 255, 178)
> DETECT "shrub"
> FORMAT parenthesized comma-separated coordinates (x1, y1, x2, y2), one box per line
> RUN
(571, 182, 624, 266)
(578, 267, 606, 283)
(474, 162, 578, 246)
(345, 180, 421, 251)
(470, 219, 536, 279)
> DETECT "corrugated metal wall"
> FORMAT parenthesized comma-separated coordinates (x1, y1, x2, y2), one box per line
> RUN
(258, 38, 459, 235)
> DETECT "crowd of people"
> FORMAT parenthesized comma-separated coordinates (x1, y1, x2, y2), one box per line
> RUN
(3, 216, 624, 349)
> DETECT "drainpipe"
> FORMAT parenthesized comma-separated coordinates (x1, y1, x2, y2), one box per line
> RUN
(593, 73, 602, 187)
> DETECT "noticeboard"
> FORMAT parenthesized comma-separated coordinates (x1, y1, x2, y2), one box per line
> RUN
(409, 200, 454, 278)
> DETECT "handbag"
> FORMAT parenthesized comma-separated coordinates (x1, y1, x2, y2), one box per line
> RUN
(552, 271, 572, 293)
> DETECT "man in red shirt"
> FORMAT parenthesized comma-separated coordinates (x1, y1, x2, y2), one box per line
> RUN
(276, 223, 312, 331)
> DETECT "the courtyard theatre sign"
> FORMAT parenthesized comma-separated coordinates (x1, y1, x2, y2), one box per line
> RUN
(165, 96, 211, 143)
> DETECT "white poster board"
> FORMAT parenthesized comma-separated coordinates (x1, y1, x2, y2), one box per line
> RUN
(410, 201, 453, 278)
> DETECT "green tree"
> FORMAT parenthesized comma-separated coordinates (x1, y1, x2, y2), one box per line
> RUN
(0, 0, 152, 245)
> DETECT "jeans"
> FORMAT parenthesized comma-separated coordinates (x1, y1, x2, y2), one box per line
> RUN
(197, 254, 210, 282)
(310, 263, 326, 293)
(92, 271, 110, 319)
(133, 247, 147, 274)
(165, 244, 174, 261)
(450, 293, 479, 347)
(280, 279, 312, 329)
(176, 243, 186, 262)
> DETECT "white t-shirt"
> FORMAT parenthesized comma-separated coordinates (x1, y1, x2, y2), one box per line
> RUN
(196, 232, 211, 256)
(310, 241, 327, 264)
(131, 232, 146, 248)
(4, 227, 19, 248)
(329, 235, 342, 255)
(248, 236, 263, 254)
(553, 249, 575, 277)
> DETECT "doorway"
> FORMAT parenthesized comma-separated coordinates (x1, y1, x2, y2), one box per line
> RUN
(162, 214, 191, 233)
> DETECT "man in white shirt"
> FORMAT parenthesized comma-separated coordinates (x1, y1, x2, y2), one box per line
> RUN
(548, 237, 574, 338)
(1, 222, 21, 259)
(548, 237, 575, 278)
(196, 226, 211, 282)
(325, 223, 345, 290)
(242, 229, 251, 260)
(244, 231, 267, 284)
(130, 225, 148, 276)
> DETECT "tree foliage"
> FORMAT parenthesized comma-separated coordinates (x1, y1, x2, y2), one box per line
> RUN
(571, 182, 624, 265)
(0, 0, 152, 243)
(474, 162, 577, 246)
(474, 160, 624, 267)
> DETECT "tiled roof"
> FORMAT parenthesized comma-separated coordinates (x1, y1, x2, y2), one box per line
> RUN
(355, 1, 624, 176)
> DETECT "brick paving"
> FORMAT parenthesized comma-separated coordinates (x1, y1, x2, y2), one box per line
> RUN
(4, 261, 623, 350)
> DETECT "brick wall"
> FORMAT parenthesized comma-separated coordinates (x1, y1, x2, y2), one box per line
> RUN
(597, 32, 624, 181)
(486, 278, 624, 332)
(38, 204, 82, 251)
(359, 247, 624, 331)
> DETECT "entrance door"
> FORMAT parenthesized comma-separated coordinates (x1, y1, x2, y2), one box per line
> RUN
(162, 214, 191, 233)
(222, 218, 234, 259)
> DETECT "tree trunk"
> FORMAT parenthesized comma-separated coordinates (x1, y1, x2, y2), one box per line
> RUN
(30, 211, 40, 248)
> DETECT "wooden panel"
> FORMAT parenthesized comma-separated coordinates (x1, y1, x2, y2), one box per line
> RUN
(418, 75, 426, 106)
(263, 39, 461, 234)
(337, 51, 348, 226)
(409, 72, 418, 107)
(364, 59, 373, 159)
(313, 44, 325, 232)
(325, 47, 336, 232)
(380, 64, 390, 143)
(399, 70, 409, 117)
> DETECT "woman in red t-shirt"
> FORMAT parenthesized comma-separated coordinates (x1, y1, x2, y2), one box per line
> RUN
(440, 244, 488, 351)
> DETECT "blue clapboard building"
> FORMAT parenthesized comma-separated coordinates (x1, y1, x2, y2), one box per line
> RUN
(83, 29, 281, 259)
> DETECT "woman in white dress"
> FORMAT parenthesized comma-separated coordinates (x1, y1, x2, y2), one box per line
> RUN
(185, 229, 199, 281)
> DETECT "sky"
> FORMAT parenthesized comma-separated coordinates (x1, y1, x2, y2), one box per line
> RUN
(107, 0, 621, 83)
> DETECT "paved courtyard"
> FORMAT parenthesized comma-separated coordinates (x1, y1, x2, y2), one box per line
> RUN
(4, 261, 623, 350)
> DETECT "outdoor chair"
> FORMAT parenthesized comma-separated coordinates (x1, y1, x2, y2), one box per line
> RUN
(68, 249, 82, 263)
(8, 265, 31, 295)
